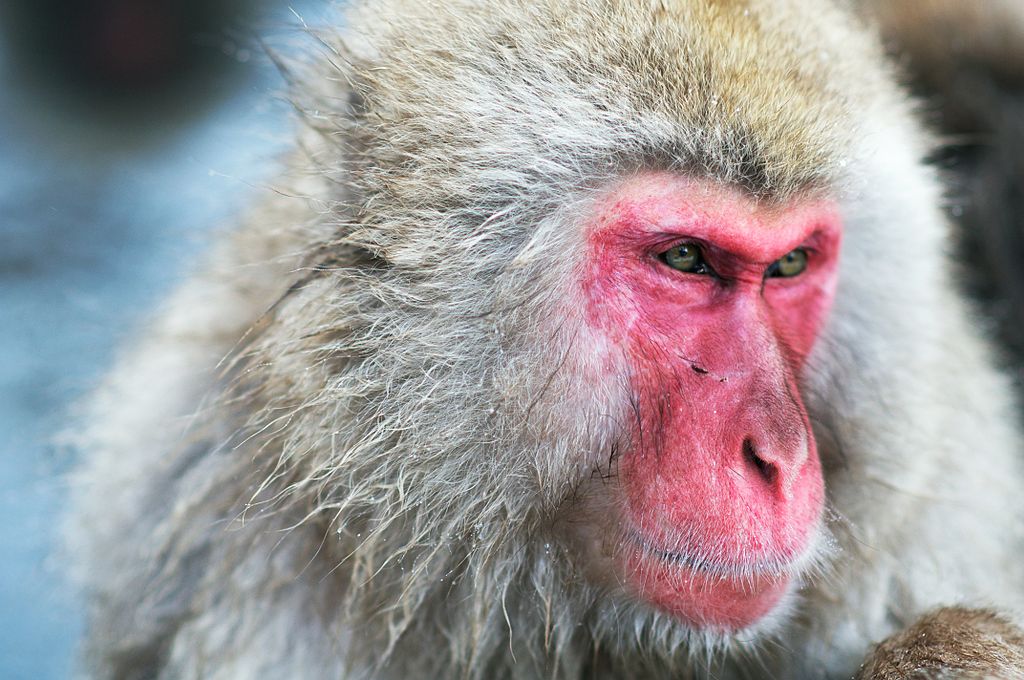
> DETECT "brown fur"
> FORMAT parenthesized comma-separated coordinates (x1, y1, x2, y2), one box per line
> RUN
(856, 608, 1024, 680)
(865, 1, 1024, 87)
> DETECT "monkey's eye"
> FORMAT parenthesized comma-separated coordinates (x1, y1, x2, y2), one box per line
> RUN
(766, 248, 808, 278)
(661, 243, 712, 275)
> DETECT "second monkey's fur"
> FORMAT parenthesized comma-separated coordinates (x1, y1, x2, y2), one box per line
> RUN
(68, 0, 1024, 678)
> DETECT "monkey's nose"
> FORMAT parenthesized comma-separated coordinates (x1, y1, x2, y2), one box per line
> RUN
(742, 438, 779, 487)
(739, 434, 811, 502)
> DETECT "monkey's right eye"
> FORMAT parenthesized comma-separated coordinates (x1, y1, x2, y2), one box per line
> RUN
(661, 243, 712, 275)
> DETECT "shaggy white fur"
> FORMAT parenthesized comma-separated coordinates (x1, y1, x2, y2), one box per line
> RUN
(68, 1, 1024, 678)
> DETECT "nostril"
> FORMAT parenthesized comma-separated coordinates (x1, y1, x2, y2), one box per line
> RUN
(743, 438, 778, 486)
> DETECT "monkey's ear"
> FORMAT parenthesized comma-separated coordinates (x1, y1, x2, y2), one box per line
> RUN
(863, 0, 1024, 369)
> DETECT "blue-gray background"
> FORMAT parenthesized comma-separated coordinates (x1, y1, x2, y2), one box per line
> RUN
(0, 3, 327, 677)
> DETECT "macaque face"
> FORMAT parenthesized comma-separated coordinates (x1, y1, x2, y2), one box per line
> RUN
(576, 174, 842, 631)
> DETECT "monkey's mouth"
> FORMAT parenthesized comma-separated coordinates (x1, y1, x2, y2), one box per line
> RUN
(628, 532, 799, 578)
(622, 532, 802, 631)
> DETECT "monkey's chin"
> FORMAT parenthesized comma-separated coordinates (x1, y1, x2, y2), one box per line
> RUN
(623, 548, 793, 632)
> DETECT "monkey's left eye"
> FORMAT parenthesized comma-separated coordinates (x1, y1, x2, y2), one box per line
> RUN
(661, 243, 713, 275)
(766, 249, 808, 278)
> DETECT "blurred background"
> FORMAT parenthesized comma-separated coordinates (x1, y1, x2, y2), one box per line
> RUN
(0, 1, 327, 677)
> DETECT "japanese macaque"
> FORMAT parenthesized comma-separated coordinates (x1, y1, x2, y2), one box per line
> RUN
(67, 1, 1024, 678)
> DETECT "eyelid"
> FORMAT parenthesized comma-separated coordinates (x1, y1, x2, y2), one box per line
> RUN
(653, 235, 711, 252)
(768, 245, 818, 267)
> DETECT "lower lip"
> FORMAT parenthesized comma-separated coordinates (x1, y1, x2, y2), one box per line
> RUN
(624, 548, 792, 630)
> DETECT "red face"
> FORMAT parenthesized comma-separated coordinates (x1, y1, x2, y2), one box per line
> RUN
(580, 174, 842, 631)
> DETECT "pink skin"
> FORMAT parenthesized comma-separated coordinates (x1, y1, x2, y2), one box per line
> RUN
(582, 175, 842, 630)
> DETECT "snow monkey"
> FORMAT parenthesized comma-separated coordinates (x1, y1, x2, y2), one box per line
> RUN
(67, 0, 1024, 678)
